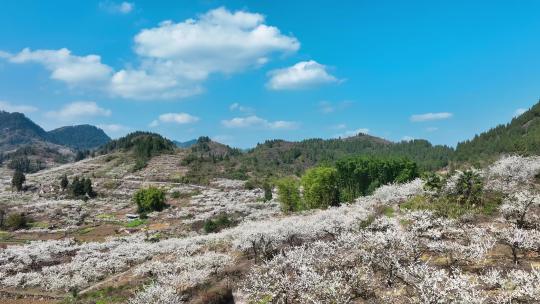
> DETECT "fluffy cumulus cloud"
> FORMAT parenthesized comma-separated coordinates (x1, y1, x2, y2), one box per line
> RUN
(133, 7, 299, 76)
(1, 7, 299, 100)
(410, 112, 453, 122)
(335, 128, 370, 138)
(45, 101, 111, 120)
(7, 48, 112, 85)
(99, 1, 134, 14)
(0, 101, 38, 114)
(267, 60, 339, 90)
(150, 112, 199, 127)
(221, 115, 298, 130)
(114, 6, 299, 99)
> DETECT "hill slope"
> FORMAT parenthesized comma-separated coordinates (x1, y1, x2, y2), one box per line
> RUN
(455, 101, 540, 164)
(180, 133, 454, 183)
(174, 139, 197, 148)
(0, 111, 48, 151)
(48, 125, 110, 150)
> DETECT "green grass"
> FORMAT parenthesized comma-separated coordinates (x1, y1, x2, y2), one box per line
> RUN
(400, 193, 503, 219)
(170, 190, 201, 199)
(359, 215, 375, 229)
(0, 230, 10, 239)
(28, 221, 49, 229)
(400, 195, 432, 211)
(382, 206, 395, 217)
(77, 227, 95, 235)
(124, 219, 147, 228)
(60, 285, 130, 304)
(97, 213, 116, 220)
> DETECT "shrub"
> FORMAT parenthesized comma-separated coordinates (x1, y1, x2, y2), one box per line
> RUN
(11, 170, 25, 192)
(301, 166, 340, 209)
(276, 177, 302, 212)
(133, 187, 166, 214)
(422, 172, 443, 193)
(454, 169, 483, 205)
(5, 213, 27, 230)
(204, 214, 233, 233)
(263, 182, 273, 201)
(69, 177, 96, 199)
(132, 158, 148, 172)
(244, 179, 257, 190)
(60, 174, 69, 191)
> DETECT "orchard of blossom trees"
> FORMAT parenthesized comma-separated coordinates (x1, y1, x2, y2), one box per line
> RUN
(0, 155, 539, 303)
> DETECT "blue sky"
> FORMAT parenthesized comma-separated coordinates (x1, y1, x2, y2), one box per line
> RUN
(1, 1, 539, 148)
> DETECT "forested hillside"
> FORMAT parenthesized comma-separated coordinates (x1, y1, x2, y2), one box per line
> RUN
(180, 133, 453, 183)
(47, 125, 110, 150)
(0, 111, 49, 150)
(455, 101, 540, 165)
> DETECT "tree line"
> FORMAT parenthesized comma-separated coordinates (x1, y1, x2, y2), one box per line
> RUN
(276, 156, 419, 212)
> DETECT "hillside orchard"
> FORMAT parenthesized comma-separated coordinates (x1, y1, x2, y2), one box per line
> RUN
(0, 155, 538, 303)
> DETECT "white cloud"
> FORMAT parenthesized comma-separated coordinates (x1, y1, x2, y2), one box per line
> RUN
(114, 6, 299, 99)
(401, 136, 415, 141)
(229, 102, 254, 113)
(335, 128, 370, 138)
(267, 60, 339, 90)
(7, 48, 112, 85)
(134, 7, 299, 74)
(0, 101, 38, 114)
(514, 108, 527, 117)
(99, 1, 134, 14)
(221, 115, 297, 130)
(331, 123, 347, 130)
(410, 112, 453, 122)
(212, 135, 234, 145)
(319, 101, 335, 114)
(426, 127, 438, 132)
(97, 124, 129, 133)
(150, 112, 200, 127)
(45, 101, 111, 121)
(2, 7, 299, 101)
(318, 100, 352, 114)
(109, 69, 203, 100)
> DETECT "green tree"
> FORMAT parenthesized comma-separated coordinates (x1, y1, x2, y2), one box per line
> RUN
(69, 177, 85, 198)
(276, 177, 302, 212)
(60, 174, 69, 191)
(263, 181, 273, 202)
(133, 187, 166, 214)
(454, 170, 483, 206)
(301, 166, 340, 209)
(11, 170, 25, 192)
(335, 156, 419, 202)
(82, 178, 96, 198)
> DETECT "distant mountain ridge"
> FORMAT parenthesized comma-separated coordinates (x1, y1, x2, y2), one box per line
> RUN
(48, 125, 110, 150)
(0, 111, 49, 150)
(0, 111, 110, 153)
